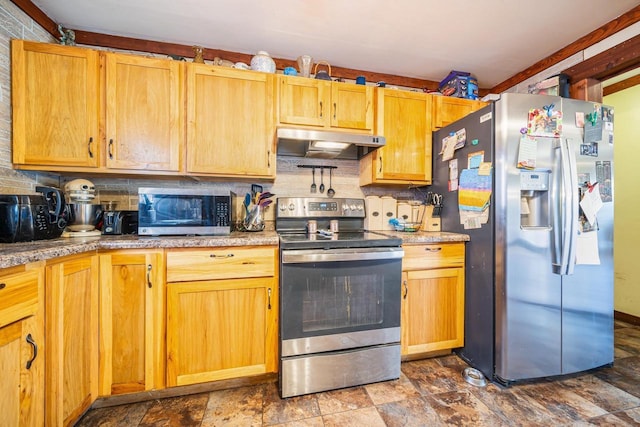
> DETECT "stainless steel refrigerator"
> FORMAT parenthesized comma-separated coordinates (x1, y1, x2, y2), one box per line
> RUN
(432, 93, 614, 385)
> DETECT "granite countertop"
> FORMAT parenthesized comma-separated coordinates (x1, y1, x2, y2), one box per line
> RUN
(0, 230, 469, 270)
(381, 230, 470, 244)
(0, 231, 280, 269)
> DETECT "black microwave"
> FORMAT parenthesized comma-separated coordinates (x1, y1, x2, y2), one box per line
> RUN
(138, 188, 234, 236)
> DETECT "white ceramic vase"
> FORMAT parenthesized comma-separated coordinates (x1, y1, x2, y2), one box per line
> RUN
(251, 51, 276, 73)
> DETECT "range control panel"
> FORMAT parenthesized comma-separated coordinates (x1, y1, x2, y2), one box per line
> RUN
(276, 197, 366, 218)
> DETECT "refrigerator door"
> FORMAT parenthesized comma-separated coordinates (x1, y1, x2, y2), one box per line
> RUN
(559, 99, 614, 374)
(494, 93, 563, 383)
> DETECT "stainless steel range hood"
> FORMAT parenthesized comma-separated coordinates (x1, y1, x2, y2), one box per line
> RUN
(276, 128, 385, 160)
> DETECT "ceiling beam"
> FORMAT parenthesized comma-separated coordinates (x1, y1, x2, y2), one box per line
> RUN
(603, 73, 640, 96)
(563, 34, 640, 83)
(490, 5, 640, 94)
(10, 0, 58, 36)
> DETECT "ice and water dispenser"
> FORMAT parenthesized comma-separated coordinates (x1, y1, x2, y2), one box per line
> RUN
(520, 170, 551, 229)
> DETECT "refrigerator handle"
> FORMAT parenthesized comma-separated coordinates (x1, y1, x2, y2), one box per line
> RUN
(554, 138, 578, 276)
(551, 141, 563, 273)
(564, 138, 579, 275)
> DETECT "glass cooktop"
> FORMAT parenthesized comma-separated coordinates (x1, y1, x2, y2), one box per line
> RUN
(279, 231, 401, 250)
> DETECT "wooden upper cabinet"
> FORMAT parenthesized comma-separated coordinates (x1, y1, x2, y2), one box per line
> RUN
(104, 53, 184, 172)
(432, 96, 486, 130)
(278, 76, 374, 132)
(360, 89, 432, 186)
(186, 65, 276, 179)
(12, 40, 100, 168)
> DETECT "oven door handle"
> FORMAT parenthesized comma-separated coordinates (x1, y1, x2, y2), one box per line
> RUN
(282, 247, 404, 264)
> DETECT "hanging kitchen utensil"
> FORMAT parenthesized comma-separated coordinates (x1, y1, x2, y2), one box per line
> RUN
(327, 168, 335, 198)
(314, 60, 332, 81)
(310, 167, 317, 193)
(319, 168, 325, 193)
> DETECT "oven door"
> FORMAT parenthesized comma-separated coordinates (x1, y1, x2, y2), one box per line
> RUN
(280, 247, 403, 357)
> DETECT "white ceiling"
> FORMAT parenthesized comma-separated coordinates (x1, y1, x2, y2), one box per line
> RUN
(32, 0, 640, 88)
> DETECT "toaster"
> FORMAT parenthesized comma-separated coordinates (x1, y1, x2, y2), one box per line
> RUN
(102, 210, 138, 235)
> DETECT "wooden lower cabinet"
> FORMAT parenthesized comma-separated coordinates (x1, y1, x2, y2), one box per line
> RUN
(165, 247, 278, 387)
(0, 264, 44, 427)
(401, 243, 465, 356)
(98, 250, 164, 396)
(46, 254, 99, 426)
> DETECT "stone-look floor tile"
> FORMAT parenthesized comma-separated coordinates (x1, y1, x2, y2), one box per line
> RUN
(425, 389, 509, 426)
(262, 382, 321, 425)
(315, 386, 372, 415)
(376, 396, 445, 427)
(402, 357, 472, 396)
(322, 406, 386, 427)
(560, 374, 640, 413)
(200, 384, 264, 427)
(585, 413, 636, 426)
(615, 337, 640, 355)
(596, 362, 640, 399)
(269, 416, 325, 427)
(616, 407, 640, 424)
(75, 401, 153, 426)
(138, 393, 209, 426)
(468, 382, 558, 426)
(511, 381, 608, 423)
(365, 373, 420, 405)
(615, 346, 635, 359)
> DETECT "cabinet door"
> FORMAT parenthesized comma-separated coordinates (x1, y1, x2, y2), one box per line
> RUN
(331, 82, 374, 131)
(401, 267, 465, 355)
(166, 277, 278, 387)
(278, 76, 330, 127)
(186, 65, 275, 178)
(432, 96, 486, 129)
(11, 40, 100, 168)
(105, 53, 184, 171)
(99, 250, 164, 396)
(0, 266, 44, 427)
(46, 255, 99, 427)
(361, 90, 432, 185)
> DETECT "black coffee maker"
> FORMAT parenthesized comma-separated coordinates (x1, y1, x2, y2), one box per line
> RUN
(0, 186, 67, 243)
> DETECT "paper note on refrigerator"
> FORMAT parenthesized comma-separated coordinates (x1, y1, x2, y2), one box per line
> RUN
(580, 183, 603, 225)
(458, 168, 492, 212)
(576, 230, 600, 265)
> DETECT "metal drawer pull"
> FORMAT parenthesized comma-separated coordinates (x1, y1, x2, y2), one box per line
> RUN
(0, 283, 5, 290)
(210, 254, 234, 258)
(147, 264, 152, 288)
(319, 101, 323, 118)
(26, 334, 38, 369)
(425, 247, 442, 252)
(268, 288, 272, 309)
(108, 139, 114, 159)
(403, 281, 408, 299)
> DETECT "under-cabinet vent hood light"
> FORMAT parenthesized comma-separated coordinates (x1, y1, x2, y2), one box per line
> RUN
(276, 128, 385, 159)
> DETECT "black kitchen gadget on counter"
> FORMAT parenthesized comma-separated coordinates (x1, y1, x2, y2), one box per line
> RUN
(0, 186, 67, 243)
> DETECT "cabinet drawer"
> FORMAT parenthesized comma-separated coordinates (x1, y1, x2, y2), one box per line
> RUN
(0, 269, 40, 328)
(402, 243, 465, 270)
(166, 247, 276, 282)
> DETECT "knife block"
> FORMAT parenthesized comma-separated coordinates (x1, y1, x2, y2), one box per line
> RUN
(422, 205, 441, 232)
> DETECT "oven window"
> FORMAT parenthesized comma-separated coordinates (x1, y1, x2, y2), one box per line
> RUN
(302, 274, 383, 332)
(280, 258, 401, 340)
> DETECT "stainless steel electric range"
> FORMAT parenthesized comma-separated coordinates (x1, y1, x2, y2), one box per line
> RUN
(276, 197, 404, 398)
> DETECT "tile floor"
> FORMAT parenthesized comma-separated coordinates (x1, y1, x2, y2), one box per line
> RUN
(76, 321, 640, 426)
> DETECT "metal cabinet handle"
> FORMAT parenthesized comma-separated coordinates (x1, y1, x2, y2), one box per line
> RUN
(333, 102, 337, 119)
(403, 281, 408, 299)
(26, 334, 38, 369)
(0, 283, 5, 290)
(108, 139, 114, 160)
(268, 288, 272, 309)
(425, 247, 442, 252)
(267, 150, 271, 168)
(210, 254, 234, 258)
(319, 101, 323, 118)
(88, 137, 94, 158)
(147, 264, 152, 288)
(379, 156, 383, 173)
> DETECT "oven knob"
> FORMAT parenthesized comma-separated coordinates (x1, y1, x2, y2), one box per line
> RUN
(279, 203, 287, 211)
(288, 203, 295, 211)
(356, 203, 364, 211)
(350, 204, 357, 211)
(342, 204, 349, 213)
